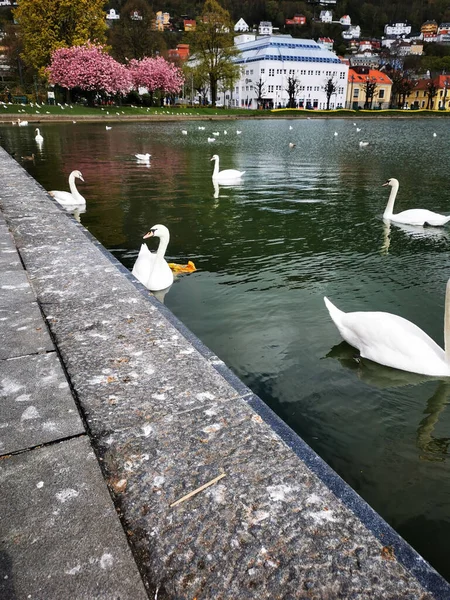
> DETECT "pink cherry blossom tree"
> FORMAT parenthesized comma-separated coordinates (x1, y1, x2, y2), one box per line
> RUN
(47, 43, 133, 104)
(129, 56, 184, 105)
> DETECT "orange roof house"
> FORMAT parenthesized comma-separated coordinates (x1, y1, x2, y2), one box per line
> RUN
(346, 68, 392, 108)
(407, 75, 450, 110)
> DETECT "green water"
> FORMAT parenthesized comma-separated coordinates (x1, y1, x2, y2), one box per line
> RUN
(2, 118, 450, 579)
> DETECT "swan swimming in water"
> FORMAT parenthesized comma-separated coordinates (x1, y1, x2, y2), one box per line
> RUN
(48, 170, 85, 207)
(211, 154, 245, 183)
(324, 279, 450, 377)
(132, 224, 174, 292)
(35, 128, 43, 142)
(383, 178, 450, 226)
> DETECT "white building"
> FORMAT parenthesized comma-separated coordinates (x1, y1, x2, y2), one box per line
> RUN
(340, 15, 351, 26)
(224, 34, 348, 110)
(106, 8, 120, 20)
(384, 22, 411, 36)
(342, 25, 361, 39)
(320, 11, 333, 24)
(235, 18, 249, 32)
(259, 21, 273, 35)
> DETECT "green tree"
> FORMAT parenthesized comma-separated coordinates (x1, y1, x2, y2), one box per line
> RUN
(109, 0, 165, 62)
(189, 0, 239, 106)
(13, 0, 108, 74)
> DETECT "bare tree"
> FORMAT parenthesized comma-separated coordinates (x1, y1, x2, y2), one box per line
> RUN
(255, 77, 266, 108)
(363, 77, 378, 109)
(285, 76, 301, 108)
(425, 79, 438, 109)
(323, 77, 337, 110)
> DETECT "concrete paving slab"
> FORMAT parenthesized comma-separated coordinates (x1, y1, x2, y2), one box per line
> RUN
(0, 270, 34, 307)
(0, 436, 148, 600)
(0, 302, 54, 359)
(0, 353, 85, 454)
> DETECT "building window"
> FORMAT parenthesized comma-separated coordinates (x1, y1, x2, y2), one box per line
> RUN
(379, 89, 385, 99)
(269, 69, 274, 76)
(340, 72, 345, 79)
(353, 89, 359, 98)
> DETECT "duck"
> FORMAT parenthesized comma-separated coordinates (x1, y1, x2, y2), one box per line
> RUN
(382, 178, 450, 226)
(48, 170, 85, 206)
(21, 153, 35, 161)
(210, 154, 245, 182)
(35, 128, 43, 143)
(132, 224, 174, 292)
(135, 153, 151, 162)
(324, 279, 450, 377)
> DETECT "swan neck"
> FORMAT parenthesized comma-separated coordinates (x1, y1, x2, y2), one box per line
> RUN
(156, 235, 169, 258)
(213, 158, 219, 178)
(68, 173, 82, 201)
(383, 182, 398, 218)
(445, 279, 450, 361)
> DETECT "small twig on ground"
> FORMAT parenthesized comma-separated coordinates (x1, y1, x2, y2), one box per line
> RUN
(170, 473, 226, 508)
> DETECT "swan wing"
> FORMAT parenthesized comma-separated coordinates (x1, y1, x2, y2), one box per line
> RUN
(324, 297, 449, 376)
(132, 243, 156, 286)
(49, 190, 86, 206)
(146, 257, 174, 292)
(392, 209, 450, 226)
(214, 169, 245, 182)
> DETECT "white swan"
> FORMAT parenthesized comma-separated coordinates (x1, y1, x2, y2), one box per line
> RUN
(35, 128, 43, 142)
(382, 178, 450, 226)
(18, 119, 28, 126)
(324, 279, 450, 377)
(211, 155, 245, 182)
(135, 153, 151, 162)
(359, 141, 369, 147)
(132, 224, 174, 292)
(106, 126, 112, 130)
(48, 170, 85, 207)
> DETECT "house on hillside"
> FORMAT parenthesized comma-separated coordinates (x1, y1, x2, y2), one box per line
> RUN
(340, 15, 351, 26)
(318, 37, 334, 51)
(183, 19, 196, 31)
(259, 22, 273, 35)
(106, 8, 120, 21)
(285, 15, 306, 26)
(227, 34, 348, 110)
(319, 11, 333, 24)
(421, 20, 438, 40)
(346, 67, 392, 109)
(234, 18, 249, 32)
(168, 44, 189, 62)
(384, 22, 411, 36)
(342, 25, 361, 40)
(155, 11, 171, 31)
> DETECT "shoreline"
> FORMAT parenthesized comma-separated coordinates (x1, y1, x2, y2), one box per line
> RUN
(2, 111, 450, 124)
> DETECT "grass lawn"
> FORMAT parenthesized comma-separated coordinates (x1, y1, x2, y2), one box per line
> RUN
(1, 102, 449, 121)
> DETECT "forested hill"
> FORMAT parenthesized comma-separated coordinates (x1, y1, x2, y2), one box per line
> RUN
(106, 0, 450, 39)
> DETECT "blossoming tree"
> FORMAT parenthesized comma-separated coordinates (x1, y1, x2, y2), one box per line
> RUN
(129, 56, 184, 104)
(47, 43, 133, 103)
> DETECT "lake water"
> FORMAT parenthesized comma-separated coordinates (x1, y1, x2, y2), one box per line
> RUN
(2, 117, 450, 580)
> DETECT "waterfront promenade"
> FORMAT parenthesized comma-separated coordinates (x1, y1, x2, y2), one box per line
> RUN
(1, 145, 449, 599)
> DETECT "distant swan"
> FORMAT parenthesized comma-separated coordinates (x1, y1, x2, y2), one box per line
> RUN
(49, 170, 85, 206)
(35, 128, 43, 142)
(383, 178, 450, 226)
(211, 154, 245, 182)
(324, 279, 450, 377)
(132, 224, 174, 291)
(359, 141, 369, 147)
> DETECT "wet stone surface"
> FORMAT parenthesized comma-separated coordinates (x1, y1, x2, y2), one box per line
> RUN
(0, 147, 448, 599)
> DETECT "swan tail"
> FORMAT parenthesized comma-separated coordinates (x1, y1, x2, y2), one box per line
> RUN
(324, 296, 345, 325)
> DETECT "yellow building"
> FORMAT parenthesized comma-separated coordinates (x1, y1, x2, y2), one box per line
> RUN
(155, 11, 170, 31)
(346, 68, 392, 109)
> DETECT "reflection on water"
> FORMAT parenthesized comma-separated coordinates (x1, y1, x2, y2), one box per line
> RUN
(3, 118, 450, 580)
(326, 341, 450, 462)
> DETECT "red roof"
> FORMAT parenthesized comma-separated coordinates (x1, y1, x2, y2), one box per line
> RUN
(348, 68, 392, 84)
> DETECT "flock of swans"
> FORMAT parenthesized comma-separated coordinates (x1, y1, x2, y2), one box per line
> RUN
(22, 119, 450, 378)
